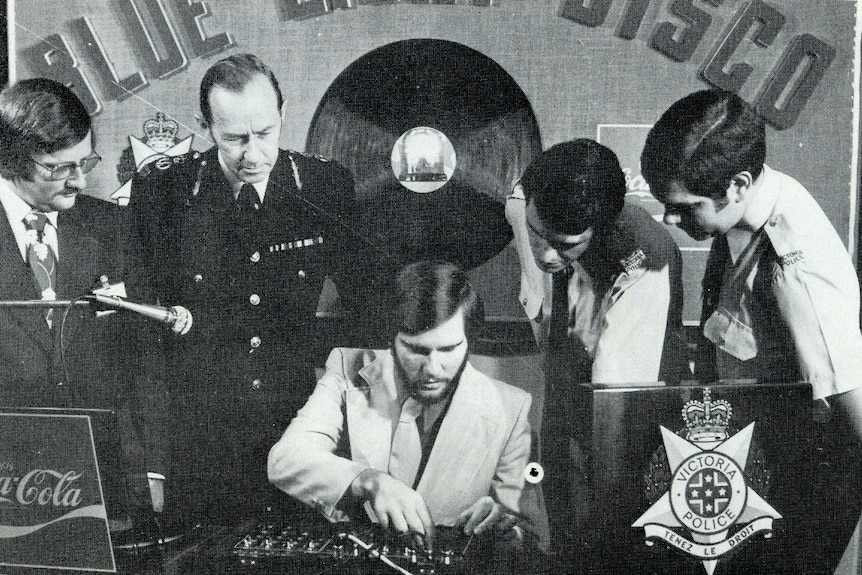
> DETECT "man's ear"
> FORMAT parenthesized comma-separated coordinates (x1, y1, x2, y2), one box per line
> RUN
(726, 171, 753, 203)
(195, 113, 208, 132)
(280, 100, 288, 123)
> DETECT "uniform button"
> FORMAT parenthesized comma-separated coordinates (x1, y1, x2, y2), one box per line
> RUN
(193, 274, 203, 283)
(251, 379, 262, 390)
(249, 294, 260, 305)
(768, 217, 778, 226)
(250, 251, 260, 263)
(250, 336, 261, 348)
(298, 270, 306, 278)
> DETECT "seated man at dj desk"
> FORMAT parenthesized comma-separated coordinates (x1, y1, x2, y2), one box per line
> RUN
(268, 261, 541, 559)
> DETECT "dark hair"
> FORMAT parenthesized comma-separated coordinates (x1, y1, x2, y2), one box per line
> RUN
(520, 139, 626, 235)
(641, 89, 766, 203)
(199, 53, 284, 125)
(0, 78, 91, 180)
(391, 261, 484, 340)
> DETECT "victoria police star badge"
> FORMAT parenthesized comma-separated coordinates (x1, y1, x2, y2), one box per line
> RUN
(633, 389, 782, 575)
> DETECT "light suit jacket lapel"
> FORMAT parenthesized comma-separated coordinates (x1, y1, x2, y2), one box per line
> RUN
(346, 351, 401, 473)
(417, 363, 500, 521)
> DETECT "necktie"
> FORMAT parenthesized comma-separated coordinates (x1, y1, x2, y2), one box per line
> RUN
(23, 211, 57, 325)
(548, 266, 573, 349)
(236, 183, 259, 212)
(389, 397, 423, 487)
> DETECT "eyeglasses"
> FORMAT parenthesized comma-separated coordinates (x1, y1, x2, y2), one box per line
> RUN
(32, 154, 101, 181)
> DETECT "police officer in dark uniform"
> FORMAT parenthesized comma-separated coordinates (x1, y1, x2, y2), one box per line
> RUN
(130, 53, 364, 527)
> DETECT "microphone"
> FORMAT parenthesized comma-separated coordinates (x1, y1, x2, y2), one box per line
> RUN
(87, 294, 193, 335)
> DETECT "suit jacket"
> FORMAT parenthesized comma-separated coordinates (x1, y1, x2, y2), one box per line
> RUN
(130, 147, 364, 521)
(268, 347, 534, 528)
(0, 194, 169, 476)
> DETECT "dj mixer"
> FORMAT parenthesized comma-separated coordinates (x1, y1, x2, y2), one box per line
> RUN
(183, 518, 522, 575)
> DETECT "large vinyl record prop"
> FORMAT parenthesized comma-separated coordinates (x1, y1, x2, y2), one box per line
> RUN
(306, 39, 542, 277)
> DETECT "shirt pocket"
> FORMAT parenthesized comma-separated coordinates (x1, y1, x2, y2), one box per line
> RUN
(703, 305, 758, 361)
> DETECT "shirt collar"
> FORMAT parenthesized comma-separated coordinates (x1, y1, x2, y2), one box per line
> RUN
(0, 176, 59, 227)
(217, 150, 269, 199)
(743, 164, 779, 232)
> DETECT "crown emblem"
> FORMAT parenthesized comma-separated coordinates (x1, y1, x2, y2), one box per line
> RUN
(682, 389, 732, 443)
(142, 112, 179, 152)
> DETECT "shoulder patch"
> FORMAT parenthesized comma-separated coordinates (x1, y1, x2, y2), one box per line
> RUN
(621, 248, 646, 274)
(779, 249, 805, 267)
(763, 213, 804, 264)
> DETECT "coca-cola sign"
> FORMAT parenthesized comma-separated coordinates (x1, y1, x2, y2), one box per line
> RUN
(0, 413, 115, 572)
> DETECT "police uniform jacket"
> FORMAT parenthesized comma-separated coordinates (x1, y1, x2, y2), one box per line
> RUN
(130, 147, 357, 520)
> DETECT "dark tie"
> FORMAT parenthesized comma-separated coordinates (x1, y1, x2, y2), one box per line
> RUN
(236, 183, 259, 212)
(23, 211, 57, 325)
(549, 266, 573, 349)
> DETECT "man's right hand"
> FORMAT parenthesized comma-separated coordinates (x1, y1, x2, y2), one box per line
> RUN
(350, 469, 436, 551)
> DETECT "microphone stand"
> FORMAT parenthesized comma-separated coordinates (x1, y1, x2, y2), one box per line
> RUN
(0, 299, 93, 308)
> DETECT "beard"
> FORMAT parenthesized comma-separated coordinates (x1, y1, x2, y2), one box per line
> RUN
(393, 349, 469, 405)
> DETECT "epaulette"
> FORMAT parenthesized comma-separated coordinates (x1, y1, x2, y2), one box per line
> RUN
(137, 150, 204, 179)
(508, 181, 526, 200)
(290, 149, 330, 162)
(134, 151, 207, 208)
(620, 248, 646, 274)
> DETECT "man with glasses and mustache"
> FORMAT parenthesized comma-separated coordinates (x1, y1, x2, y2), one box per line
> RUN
(268, 261, 539, 560)
(505, 138, 685, 557)
(0, 78, 169, 521)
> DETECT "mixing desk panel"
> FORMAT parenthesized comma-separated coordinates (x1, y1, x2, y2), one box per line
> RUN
(181, 518, 528, 575)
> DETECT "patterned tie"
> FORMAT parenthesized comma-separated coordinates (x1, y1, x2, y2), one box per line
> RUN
(236, 183, 259, 212)
(389, 397, 423, 487)
(23, 211, 57, 326)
